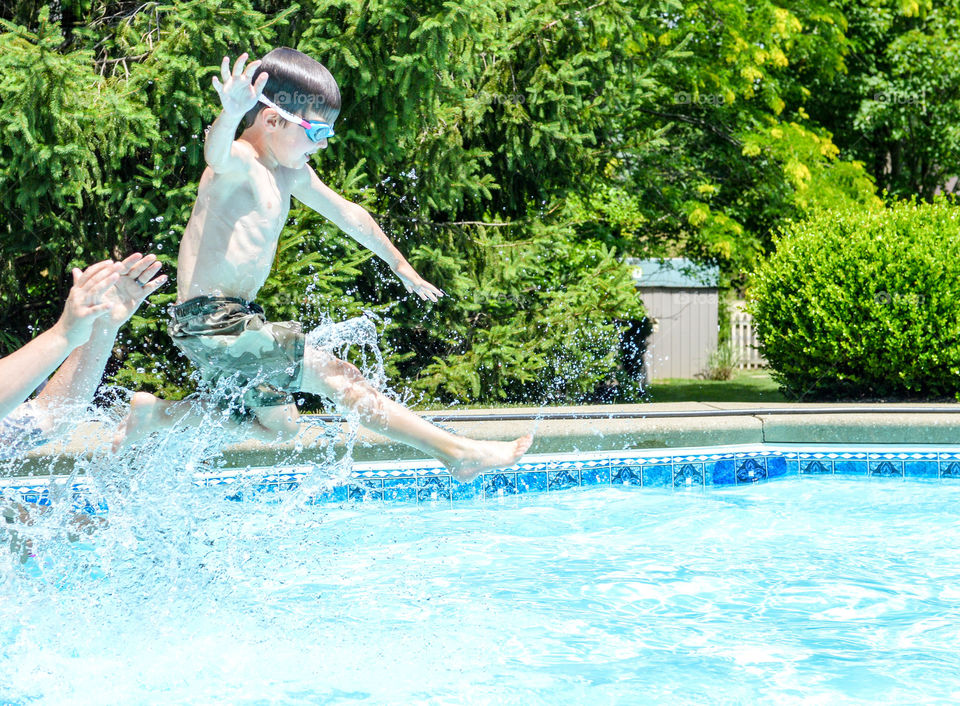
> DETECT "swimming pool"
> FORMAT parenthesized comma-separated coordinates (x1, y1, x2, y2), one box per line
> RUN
(2, 443, 960, 703)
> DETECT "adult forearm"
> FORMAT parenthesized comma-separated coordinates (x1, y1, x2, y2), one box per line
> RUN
(31, 325, 117, 416)
(204, 109, 244, 169)
(0, 325, 75, 421)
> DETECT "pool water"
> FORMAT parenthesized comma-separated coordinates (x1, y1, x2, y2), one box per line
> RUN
(2, 476, 960, 704)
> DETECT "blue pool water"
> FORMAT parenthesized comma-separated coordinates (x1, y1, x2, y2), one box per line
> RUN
(3, 468, 960, 704)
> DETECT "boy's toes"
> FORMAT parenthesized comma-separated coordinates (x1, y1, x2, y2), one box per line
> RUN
(516, 434, 533, 456)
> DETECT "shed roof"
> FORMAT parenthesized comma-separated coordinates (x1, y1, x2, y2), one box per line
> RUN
(627, 257, 719, 289)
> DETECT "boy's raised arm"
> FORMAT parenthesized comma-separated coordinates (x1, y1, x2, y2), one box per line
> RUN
(205, 53, 267, 174)
(292, 166, 445, 302)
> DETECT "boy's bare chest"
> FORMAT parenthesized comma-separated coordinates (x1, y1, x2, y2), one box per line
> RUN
(245, 166, 293, 228)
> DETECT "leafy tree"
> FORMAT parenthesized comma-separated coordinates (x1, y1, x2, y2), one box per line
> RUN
(806, 0, 960, 199)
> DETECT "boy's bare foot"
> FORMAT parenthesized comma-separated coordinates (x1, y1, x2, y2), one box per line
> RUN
(112, 391, 165, 452)
(445, 434, 534, 482)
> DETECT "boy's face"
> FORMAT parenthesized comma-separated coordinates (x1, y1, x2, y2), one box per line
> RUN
(261, 105, 338, 169)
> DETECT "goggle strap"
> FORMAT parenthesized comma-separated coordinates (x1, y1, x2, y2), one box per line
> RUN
(257, 95, 311, 129)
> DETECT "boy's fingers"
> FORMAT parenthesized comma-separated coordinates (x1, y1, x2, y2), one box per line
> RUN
(232, 52, 248, 76)
(254, 72, 269, 93)
(212, 76, 222, 94)
(220, 55, 231, 81)
(242, 59, 261, 79)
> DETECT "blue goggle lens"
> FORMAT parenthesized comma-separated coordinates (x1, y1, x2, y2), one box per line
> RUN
(305, 122, 334, 142)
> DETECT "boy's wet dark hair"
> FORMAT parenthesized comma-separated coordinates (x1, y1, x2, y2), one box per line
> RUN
(243, 47, 341, 128)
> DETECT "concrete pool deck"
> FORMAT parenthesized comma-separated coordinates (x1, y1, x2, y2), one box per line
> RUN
(11, 401, 960, 476)
(17, 402, 960, 474)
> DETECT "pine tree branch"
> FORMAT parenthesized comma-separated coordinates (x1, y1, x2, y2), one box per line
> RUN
(634, 107, 741, 148)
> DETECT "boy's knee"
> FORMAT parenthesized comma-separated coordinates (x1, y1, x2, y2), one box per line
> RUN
(254, 407, 300, 442)
(269, 416, 300, 442)
(332, 377, 386, 425)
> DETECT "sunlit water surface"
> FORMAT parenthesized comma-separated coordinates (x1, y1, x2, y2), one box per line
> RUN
(3, 477, 960, 705)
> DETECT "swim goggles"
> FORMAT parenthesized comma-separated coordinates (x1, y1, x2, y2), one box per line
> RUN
(257, 95, 335, 142)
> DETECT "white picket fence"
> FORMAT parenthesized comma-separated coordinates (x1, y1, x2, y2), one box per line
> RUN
(730, 302, 766, 369)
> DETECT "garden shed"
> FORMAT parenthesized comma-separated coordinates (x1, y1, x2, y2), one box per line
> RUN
(629, 258, 720, 380)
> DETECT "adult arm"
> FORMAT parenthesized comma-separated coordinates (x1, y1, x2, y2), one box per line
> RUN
(0, 261, 119, 421)
(31, 254, 167, 430)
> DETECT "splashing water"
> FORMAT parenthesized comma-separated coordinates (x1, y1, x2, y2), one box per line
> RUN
(0, 313, 390, 591)
(0, 299, 570, 703)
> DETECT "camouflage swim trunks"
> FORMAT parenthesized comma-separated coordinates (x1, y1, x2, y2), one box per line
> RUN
(169, 296, 305, 411)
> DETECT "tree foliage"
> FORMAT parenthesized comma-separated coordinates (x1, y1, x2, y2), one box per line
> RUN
(2, 0, 946, 404)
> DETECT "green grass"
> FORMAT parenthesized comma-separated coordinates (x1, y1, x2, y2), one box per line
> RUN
(301, 370, 786, 413)
(644, 370, 786, 403)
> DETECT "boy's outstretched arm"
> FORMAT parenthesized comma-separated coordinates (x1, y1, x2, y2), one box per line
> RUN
(291, 166, 445, 302)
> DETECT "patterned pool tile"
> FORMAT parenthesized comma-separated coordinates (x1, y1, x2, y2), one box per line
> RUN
(869, 460, 903, 477)
(417, 475, 452, 501)
(940, 460, 960, 479)
(904, 460, 939, 478)
(800, 459, 833, 474)
(735, 457, 767, 484)
(483, 472, 518, 497)
(548, 469, 581, 491)
(708, 459, 736, 486)
(834, 460, 868, 475)
(451, 475, 483, 501)
(348, 479, 384, 502)
(383, 478, 419, 502)
(12, 444, 960, 510)
(580, 465, 611, 486)
(611, 465, 642, 486)
(673, 463, 704, 487)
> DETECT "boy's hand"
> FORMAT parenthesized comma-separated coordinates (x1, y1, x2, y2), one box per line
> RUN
(55, 261, 122, 348)
(212, 53, 269, 117)
(98, 253, 168, 332)
(393, 262, 445, 302)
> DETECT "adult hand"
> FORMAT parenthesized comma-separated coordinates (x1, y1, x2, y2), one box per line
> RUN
(212, 53, 268, 117)
(100, 252, 168, 330)
(393, 261, 445, 302)
(55, 260, 121, 348)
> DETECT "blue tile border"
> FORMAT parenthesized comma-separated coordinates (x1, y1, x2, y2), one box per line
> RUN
(9, 443, 960, 510)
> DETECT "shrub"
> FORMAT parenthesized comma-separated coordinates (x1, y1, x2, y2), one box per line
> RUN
(701, 342, 741, 381)
(748, 198, 960, 400)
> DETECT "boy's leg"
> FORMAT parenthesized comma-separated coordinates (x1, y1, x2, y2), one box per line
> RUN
(112, 393, 295, 450)
(250, 402, 300, 442)
(300, 347, 532, 481)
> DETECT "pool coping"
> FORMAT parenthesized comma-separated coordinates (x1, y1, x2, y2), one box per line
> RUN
(224, 401, 960, 464)
(9, 401, 960, 476)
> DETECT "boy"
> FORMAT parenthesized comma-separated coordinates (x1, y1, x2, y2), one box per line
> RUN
(117, 48, 531, 481)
